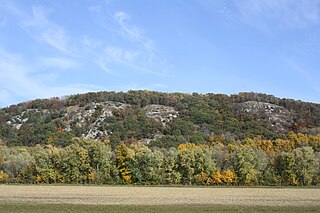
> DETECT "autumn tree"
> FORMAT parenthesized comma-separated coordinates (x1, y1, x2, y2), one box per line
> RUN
(293, 147, 319, 185)
(275, 152, 298, 185)
(162, 148, 181, 184)
(115, 143, 133, 184)
(232, 146, 259, 185)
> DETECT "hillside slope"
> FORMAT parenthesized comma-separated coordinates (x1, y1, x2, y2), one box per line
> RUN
(0, 90, 320, 186)
(1, 90, 319, 148)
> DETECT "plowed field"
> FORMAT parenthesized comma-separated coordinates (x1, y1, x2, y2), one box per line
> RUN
(0, 185, 319, 207)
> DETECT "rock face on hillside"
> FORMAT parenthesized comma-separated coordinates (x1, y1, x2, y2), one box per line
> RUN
(4, 101, 180, 141)
(3, 91, 320, 148)
(235, 101, 293, 131)
(144, 104, 179, 125)
(6, 109, 49, 130)
(64, 101, 130, 138)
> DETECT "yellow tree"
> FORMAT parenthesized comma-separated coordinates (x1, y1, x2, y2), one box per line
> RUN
(115, 143, 133, 184)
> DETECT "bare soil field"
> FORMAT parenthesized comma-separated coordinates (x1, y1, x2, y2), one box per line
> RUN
(0, 185, 319, 207)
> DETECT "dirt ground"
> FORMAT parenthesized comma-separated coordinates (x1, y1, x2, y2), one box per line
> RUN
(0, 185, 319, 207)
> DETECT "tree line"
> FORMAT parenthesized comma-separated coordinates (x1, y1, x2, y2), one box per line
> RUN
(0, 134, 319, 186)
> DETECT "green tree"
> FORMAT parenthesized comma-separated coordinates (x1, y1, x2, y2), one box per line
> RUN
(163, 148, 181, 184)
(293, 147, 319, 185)
(0, 146, 34, 181)
(232, 146, 259, 185)
(275, 152, 298, 185)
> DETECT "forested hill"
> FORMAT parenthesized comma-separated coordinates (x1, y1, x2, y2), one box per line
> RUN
(0, 91, 320, 186)
(1, 90, 320, 148)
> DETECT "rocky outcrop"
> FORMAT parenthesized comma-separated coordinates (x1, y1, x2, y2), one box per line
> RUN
(144, 104, 179, 125)
(5, 102, 179, 141)
(236, 101, 293, 131)
(6, 109, 45, 130)
(64, 101, 129, 139)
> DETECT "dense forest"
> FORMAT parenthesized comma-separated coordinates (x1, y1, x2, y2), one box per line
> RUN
(0, 90, 319, 185)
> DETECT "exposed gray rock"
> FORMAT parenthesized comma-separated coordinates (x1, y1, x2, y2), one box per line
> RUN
(138, 133, 164, 144)
(64, 101, 129, 139)
(236, 101, 293, 132)
(5, 102, 179, 141)
(6, 109, 41, 130)
(144, 104, 179, 125)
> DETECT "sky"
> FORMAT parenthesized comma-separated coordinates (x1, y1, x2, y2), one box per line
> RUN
(0, 0, 320, 107)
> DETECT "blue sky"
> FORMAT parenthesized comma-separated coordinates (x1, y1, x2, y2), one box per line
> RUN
(1, 0, 320, 107)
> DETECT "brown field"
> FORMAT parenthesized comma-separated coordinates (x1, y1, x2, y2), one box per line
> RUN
(0, 185, 319, 207)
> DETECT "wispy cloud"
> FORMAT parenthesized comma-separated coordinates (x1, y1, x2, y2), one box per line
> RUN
(233, 0, 320, 30)
(38, 56, 79, 70)
(80, 36, 104, 49)
(0, 47, 100, 107)
(0, 1, 174, 106)
(0, 48, 48, 99)
(114, 12, 143, 41)
(21, 5, 71, 54)
(86, 7, 173, 76)
(94, 45, 170, 76)
(104, 46, 140, 64)
(113, 11, 156, 54)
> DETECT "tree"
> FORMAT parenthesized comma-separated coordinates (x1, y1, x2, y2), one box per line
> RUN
(275, 152, 298, 186)
(0, 171, 8, 182)
(57, 143, 92, 183)
(0, 146, 34, 181)
(115, 143, 133, 184)
(293, 147, 319, 185)
(232, 146, 259, 185)
(212, 169, 236, 185)
(31, 145, 58, 183)
(73, 138, 115, 184)
(176, 145, 196, 185)
(163, 148, 181, 184)
(128, 145, 164, 185)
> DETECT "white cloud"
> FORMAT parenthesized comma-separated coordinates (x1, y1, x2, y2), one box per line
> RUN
(80, 11, 173, 76)
(41, 27, 69, 53)
(0, 48, 101, 107)
(114, 11, 142, 41)
(113, 11, 155, 53)
(21, 5, 71, 54)
(104, 46, 139, 63)
(100, 46, 171, 76)
(38, 57, 79, 70)
(0, 48, 48, 99)
(234, 0, 320, 30)
(0, 2, 174, 106)
(86, 6, 173, 76)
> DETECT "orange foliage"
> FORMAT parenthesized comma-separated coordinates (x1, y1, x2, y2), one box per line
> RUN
(0, 171, 8, 182)
(177, 143, 197, 151)
(273, 139, 294, 153)
(87, 171, 95, 183)
(212, 169, 236, 185)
